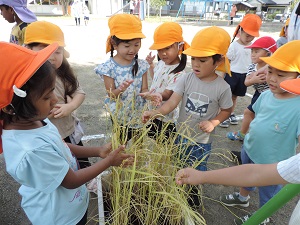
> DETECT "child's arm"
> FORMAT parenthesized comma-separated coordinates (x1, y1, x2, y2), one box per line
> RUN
(244, 65, 268, 86)
(199, 108, 232, 133)
(103, 76, 134, 98)
(62, 145, 134, 189)
(176, 163, 287, 187)
(146, 52, 155, 79)
(140, 72, 149, 93)
(67, 142, 113, 158)
(52, 93, 85, 118)
(142, 92, 182, 123)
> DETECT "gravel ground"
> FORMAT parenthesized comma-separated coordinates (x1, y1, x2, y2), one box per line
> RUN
(0, 15, 298, 225)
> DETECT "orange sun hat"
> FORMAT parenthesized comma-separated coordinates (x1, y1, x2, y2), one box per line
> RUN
(106, 14, 146, 53)
(24, 21, 70, 58)
(260, 40, 300, 74)
(149, 22, 190, 53)
(233, 14, 262, 37)
(183, 26, 231, 75)
(279, 18, 290, 37)
(0, 42, 58, 154)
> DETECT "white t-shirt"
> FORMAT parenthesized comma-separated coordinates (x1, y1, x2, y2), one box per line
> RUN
(277, 154, 300, 225)
(227, 40, 252, 74)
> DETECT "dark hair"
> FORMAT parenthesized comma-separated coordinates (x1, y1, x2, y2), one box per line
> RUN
(212, 54, 222, 64)
(110, 35, 139, 77)
(56, 57, 79, 101)
(232, 26, 242, 43)
(27, 43, 79, 101)
(0, 61, 56, 124)
(0, 4, 10, 9)
(157, 42, 187, 75)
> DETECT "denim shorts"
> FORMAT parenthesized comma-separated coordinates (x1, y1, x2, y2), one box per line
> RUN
(175, 135, 211, 171)
(241, 146, 282, 207)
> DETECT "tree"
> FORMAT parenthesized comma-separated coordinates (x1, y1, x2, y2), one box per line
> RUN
(291, 0, 300, 12)
(60, 0, 72, 16)
(150, 0, 167, 15)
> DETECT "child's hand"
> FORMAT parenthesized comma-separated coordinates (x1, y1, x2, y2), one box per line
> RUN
(107, 145, 135, 167)
(176, 168, 200, 185)
(139, 89, 162, 106)
(199, 120, 214, 133)
(99, 142, 112, 158)
(146, 52, 155, 66)
(118, 79, 134, 92)
(52, 104, 73, 118)
(142, 110, 158, 123)
(251, 72, 266, 84)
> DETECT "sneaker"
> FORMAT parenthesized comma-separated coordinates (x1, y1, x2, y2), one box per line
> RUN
(229, 114, 238, 125)
(220, 120, 230, 128)
(220, 192, 249, 207)
(227, 131, 244, 141)
(234, 214, 270, 225)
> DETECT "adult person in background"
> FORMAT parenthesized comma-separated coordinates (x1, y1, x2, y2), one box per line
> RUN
(71, 0, 82, 26)
(288, 1, 300, 41)
(230, 4, 237, 25)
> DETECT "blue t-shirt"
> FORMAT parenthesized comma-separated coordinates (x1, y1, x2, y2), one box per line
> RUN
(2, 119, 89, 225)
(95, 57, 149, 128)
(244, 91, 300, 164)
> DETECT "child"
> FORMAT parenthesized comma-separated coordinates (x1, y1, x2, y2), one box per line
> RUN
(83, 5, 90, 26)
(219, 40, 300, 224)
(227, 36, 277, 142)
(95, 14, 149, 143)
(0, 0, 37, 45)
(220, 14, 262, 128)
(24, 21, 90, 169)
(176, 70, 300, 224)
(140, 22, 190, 140)
(142, 26, 233, 208)
(0, 42, 134, 225)
(277, 18, 290, 48)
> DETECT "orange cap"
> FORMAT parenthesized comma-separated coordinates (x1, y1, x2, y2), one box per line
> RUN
(279, 18, 290, 37)
(149, 22, 190, 53)
(106, 14, 146, 53)
(24, 21, 70, 58)
(234, 14, 262, 37)
(0, 42, 58, 154)
(183, 26, 231, 75)
(260, 40, 300, 73)
(0, 42, 58, 109)
(280, 78, 300, 95)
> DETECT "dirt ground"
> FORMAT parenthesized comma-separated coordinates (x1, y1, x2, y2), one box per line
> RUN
(0, 16, 299, 225)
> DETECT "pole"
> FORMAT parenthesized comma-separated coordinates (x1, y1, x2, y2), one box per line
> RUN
(243, 184, 300, 225)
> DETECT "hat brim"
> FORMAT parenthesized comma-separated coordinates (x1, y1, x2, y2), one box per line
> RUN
(115, 32, 146, 40)
(149, 41, 175, 50)
(13, 6, 37, 23)
(260, 56, 297, 73)
(242, 28, 259, 37)
(182, 48, 214, 57)
(16, 43, 59, 88)
(280, 78, 300, 95)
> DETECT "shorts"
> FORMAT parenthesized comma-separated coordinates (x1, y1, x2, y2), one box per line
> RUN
(224, 72, 247, 96)
(84, 16, 89, 20)
(247, 90, 260, 112)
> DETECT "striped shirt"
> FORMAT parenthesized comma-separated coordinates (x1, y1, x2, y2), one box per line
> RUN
(246, 63, 269, 93)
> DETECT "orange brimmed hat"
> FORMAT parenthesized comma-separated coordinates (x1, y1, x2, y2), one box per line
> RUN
(279, 18, 290, 37)
(149, 22, 190, 53)
(24, 21, 70, 58)
(260, 40, 300, 74)
(106, 14, 146, 53)
(0, 42, 58, 154)
(183, 26, 231, 75)
(280, 78, 300, 95)
(234, 14, 262, 37)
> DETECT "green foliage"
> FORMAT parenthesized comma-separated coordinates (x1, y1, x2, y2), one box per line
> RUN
(291, 0, 300, 12)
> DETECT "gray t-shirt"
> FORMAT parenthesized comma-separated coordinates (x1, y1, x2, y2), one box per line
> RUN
(174, 72, 232, 144)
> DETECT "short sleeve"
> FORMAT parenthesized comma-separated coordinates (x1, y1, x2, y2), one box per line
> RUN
(95, 60, 113, 79)
(137, 59, 150, 75)
(173, 73, 187, 96)
(166, 71, 186, 91)
(227, 42, 235, 62)
(277, 153, 300, 183)
(16, 145, 70, 194)
(219, 86, 233, 110)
